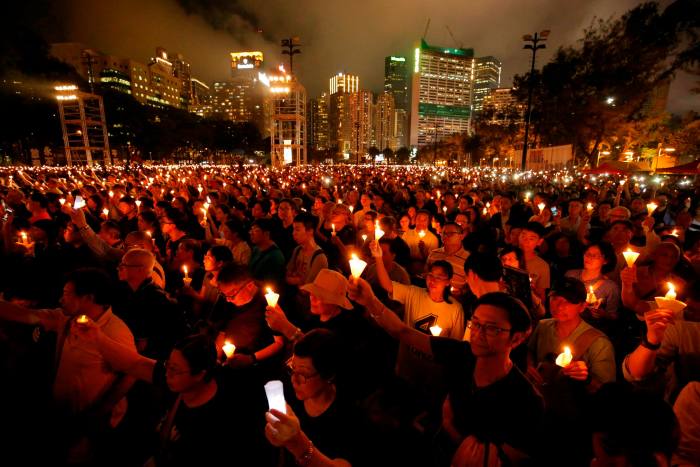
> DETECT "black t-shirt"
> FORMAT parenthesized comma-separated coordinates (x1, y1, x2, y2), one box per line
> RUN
(431, 337, 544, 456)
(152, 363, 274, 467)
(209, 293, 275, 356)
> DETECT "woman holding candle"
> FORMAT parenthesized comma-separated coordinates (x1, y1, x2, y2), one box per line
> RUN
(565, 242, 621, 327)
(265, 329, 366, 466)
(620, 242, 686, 316)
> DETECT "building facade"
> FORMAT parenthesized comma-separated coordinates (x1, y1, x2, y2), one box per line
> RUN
(329, 73, 359, 94)
(309, 92, 330, 152)
(374, 92, 396, 151)
(481, 87, 523, 124)
(384, 56, 409, 148)
(409, 39, 475, 147)
(472, 56, 502, 114)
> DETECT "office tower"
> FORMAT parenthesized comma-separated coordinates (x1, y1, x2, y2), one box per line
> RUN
(374, 92, 396, 151)
(329, 73, 359, 94)
(309, 92, 330, 151)
(384, 55, 409, 148)
(473, 56, 502, 113)
(409, 39, 475, 147)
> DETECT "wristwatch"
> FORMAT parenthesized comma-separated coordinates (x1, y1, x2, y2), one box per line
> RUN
(641, 335, 661, 351)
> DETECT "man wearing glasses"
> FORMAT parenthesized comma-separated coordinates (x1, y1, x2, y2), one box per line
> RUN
(208, 263, 283, 373)
(347, 280, 543, 465)
(426, 222, 470, 296)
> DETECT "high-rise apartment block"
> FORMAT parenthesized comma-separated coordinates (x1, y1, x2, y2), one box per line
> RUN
(472, 56, 502, 113)
(309, 92, 330, 151)
(409, 39, 475, 147)
(384, 56, 409, 148)
(373, 92, 396, 151)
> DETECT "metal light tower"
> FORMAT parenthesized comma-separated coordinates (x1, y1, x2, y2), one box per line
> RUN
(520, 30, 550, 171)
(281, 37, 301, 74)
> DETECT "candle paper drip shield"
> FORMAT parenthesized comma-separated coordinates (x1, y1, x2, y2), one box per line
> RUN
(264, 287, 280, 307)
(264, 380, 287, 415)
(555, 346, 573, 367)
(348, 254, 367, 279)
(654, 283, 686, 313)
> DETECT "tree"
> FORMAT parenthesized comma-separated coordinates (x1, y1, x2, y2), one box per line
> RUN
(395, 146, 411, 164)
(513, 1, 700, 165)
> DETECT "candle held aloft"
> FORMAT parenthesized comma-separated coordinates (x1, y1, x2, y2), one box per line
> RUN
(556, 346, 573, 367)
(646, 202, 657, 216)
(622, 249, 640, 268)
(59, 198, 66, 206)
(264, 380, 287, 415)
(374, 220, 384, 241)
(538, 202, 546, 214)
(361, 234, 367, 242)
(349, 253, 367, 279)
(430, 325, 442, 336)
(222, 340, 236, 359)
(264, 287, 280, 307)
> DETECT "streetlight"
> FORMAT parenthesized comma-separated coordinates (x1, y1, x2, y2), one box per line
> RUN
(521, 29, 550, 171)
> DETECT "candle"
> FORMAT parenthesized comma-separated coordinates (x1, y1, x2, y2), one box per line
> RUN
(20, 231, 28, 245)
(556, 346, 573, 367)
(59, 198, 66, 205)
(349, 206, 354, 213)
(418, 230, 426, 239)
(442, 206, 447, 214)
(349, 253, 367, 279)
(222, 340, 236, 359)
(361, 234, 367, 242)
(586, 286, 597, 305)
(646, 202, 657, 216)
(622, 249, 640, 268)
(374, 220, 385, 241)
(430, 325, 442, 336)
(331, 223, 336, 235)
(264, 380, 287, 415)
(145, 230, 152, 238)
(182, 265, 189, 279)
(665, 282, 676, 300)
(264, 287, 280, 307)
(73, 196, 86, 209)
(586, 203, 594, 213)
(102, 208, 109, 217)
(76, 314, 89, 324)
(670, 229, 679, 237)
(108, 190, 114, 198)
(135, 200, 141, 208)
(482, 207, 488, 215)
(538, 202, 546, 214)
(619, 179, 626, 186)
(524, 192, 531, 202)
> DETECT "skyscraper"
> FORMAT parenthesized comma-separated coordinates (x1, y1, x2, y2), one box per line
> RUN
(223, 51, 266, 131)
(472, 56, 502, 113)
(384, 56, 409, 148)
(309, 92, 330, 151)
(329, 73, 359, 94)
(409, 39, 475, 147)
(374, 92, 396, 151)
(349, 90, 373, 160)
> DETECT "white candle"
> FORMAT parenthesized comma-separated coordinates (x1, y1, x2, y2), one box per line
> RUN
(586, 286, 597, 305)
(665, 282, 676, 300)
(264, 287, 280, 307)
(20, 231, 28, 245)
(349, 253, 367, 279)
(556, 346, 573, 367)
(586, 203, 594, 213)
(430, 325, 442, 336)
(418, 230, 426, 239)
(538, 202, 546, 214)
(108, 190, 114, 198)
(264, 380, 287, 415)
(622, 249, 640, 268)
(646, 202, 657, 216)
(222, 340, 236, 359)
(361, 234, 367, 242)
(349, 206, 354, 213)
(374, 220, 385, 241)
(102, 208, 109, 217)
(59, 198, 66, 206)
(135, 200, 141, 208)
(182, 265, 189, 279)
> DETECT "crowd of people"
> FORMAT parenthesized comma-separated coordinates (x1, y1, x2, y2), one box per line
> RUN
(0, 163, 698, 467)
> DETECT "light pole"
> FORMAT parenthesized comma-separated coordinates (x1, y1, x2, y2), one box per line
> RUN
(281, 37, 301, 74)
(654, 147, 675, 173)
(520, 30, 550, 171)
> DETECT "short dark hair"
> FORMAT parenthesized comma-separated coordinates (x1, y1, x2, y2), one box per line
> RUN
(550, 277, 587, 304)
(252, 217, 275, 234)
(430, 259, 453, 279)
(293, 213, 316, 231)
(522, 221, 546, 239)
(293, 329, 342, 382)
(65, 268, 113, 307)
(608, 219, 633, 232)
(119, 195, 136, 207)
(279, 198, 298, 213)
(217, 263, 251, 285)
(173, 334, 218, 382)
(163, 207, 188, 231)
(464, 252, 503, 282)
(585, 241, 617, 274)
(208, 245, 234, 263)
(473, 292, 531, 335)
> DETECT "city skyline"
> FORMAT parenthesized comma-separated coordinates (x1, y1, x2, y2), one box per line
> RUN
(42, 0, 698, 114)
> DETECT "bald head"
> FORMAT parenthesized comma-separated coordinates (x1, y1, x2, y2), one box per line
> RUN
(123, 248, 155, 273)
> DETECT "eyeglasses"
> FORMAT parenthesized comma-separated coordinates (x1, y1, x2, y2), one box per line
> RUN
(221, 281, 251, 300)
(467, 320, 511, 337)
(286, 360, 319, 384)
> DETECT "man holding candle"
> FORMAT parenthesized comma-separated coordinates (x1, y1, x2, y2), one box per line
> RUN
(347, 281, 543, 465)
(426, 222, 470, 297)
(0, 268, 136, 462)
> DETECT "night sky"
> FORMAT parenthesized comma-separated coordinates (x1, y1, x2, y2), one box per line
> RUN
(48, 0, 698, 113)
